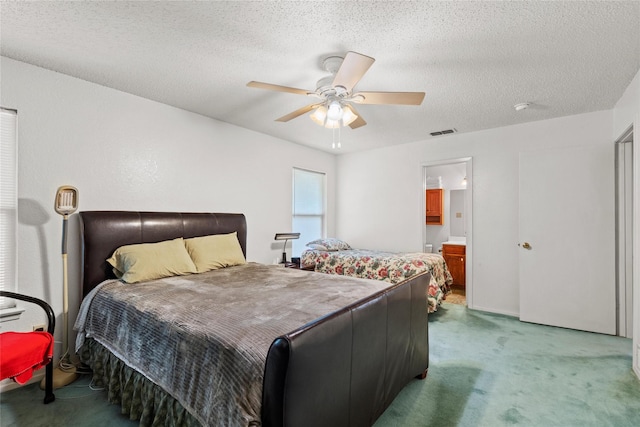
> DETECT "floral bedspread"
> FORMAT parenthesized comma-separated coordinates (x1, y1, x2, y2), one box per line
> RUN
(301, 249, 453, 312)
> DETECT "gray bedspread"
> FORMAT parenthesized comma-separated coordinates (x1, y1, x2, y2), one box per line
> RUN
(75, 262, 392, 426)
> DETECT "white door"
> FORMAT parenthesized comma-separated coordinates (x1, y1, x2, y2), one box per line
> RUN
(519, 146, 616, 334)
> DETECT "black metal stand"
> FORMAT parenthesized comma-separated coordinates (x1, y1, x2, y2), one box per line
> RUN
(0, 291, 56, 404)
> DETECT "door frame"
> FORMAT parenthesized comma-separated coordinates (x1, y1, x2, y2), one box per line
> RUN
(615, 126, 634, 338)
(422, 157, 473, 308)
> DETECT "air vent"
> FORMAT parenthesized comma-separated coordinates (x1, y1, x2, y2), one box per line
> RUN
(430, 128, 457, 137)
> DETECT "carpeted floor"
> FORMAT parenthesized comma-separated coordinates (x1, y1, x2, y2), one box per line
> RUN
(2, 304, 639, 426)
(0, 374, 136, 427)
(373, 304, 640, 427)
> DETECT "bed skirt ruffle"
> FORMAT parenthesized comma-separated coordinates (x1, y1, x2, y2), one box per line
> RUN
(79, 338, 200, 427)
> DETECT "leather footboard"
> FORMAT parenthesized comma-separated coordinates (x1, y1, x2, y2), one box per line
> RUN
(262, 271, 430, 427)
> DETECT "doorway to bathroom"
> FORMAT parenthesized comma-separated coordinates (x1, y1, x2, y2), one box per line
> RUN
(422, 157, 473, 307)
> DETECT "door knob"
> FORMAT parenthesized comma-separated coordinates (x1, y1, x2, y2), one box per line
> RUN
(521, 242, 532, 249)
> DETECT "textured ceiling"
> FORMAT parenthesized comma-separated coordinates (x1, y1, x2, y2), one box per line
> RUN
(1, 1, 639, 154)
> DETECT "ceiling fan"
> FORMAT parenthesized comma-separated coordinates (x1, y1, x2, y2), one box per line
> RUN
(247, 51, 425, 130)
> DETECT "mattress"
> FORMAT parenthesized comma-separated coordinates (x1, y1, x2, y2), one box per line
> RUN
(75, 262, 393, 426)
(301, 248, 453, 312)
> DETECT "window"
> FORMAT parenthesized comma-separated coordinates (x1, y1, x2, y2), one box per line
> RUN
(1, 108, 17, 311)
(292, 168, 325, 257)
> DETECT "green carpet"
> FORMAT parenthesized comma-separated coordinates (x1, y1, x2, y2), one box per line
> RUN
(374, 303, 640, 427)
(0, 374, 136, 427)
(2, 303, 639, 426)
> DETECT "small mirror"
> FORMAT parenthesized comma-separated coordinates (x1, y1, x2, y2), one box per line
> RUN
(450, 189, 465, 237)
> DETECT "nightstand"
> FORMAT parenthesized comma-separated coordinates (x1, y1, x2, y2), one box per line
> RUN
(285, 263, 315, 271)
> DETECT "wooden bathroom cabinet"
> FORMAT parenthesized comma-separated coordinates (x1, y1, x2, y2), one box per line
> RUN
(442, 243, 466, 287)
(425, 189, 443, 225)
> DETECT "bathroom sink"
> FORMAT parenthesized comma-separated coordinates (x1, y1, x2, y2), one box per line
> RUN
(443, 236, 466, 245)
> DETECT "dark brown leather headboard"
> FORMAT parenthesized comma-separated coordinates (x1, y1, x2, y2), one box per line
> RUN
(78, 211, 247, 297)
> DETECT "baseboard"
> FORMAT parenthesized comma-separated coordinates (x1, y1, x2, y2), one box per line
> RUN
(0, 371, 45, 393)
(468, 304, 519, 318)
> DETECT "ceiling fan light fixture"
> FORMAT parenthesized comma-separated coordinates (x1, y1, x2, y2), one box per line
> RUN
(341, 105, 358, 126)
(324, 118, 341, 129)
(310, 102, 357, 128)
(326, 101, 343, 121)
(310, 105, 328, 126)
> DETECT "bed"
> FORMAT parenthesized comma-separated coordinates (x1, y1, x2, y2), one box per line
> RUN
(75, 211, 431, 427)
(301, 240, 453, 313)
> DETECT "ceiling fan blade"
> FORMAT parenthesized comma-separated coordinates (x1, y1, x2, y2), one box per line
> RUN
(355, 91, 425, 105)
(275, 103, 321, 122)
(247, 81, 312, 96)
(332, 51, 375, 93)
(347, 105, 367, 129)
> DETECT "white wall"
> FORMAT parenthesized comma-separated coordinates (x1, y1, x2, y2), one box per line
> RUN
(613, 68, 640, 379)
(337, 110, 613, 317)
(0, 57, 337, 375)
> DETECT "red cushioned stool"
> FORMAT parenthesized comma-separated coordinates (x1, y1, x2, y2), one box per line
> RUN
(0, 291, 55, 403)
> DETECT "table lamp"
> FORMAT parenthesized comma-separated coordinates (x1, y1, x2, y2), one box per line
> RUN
(274, 233, 300, 264)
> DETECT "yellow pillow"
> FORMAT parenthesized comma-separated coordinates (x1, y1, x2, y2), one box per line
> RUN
(107, 238, 198, 284)
(184, 232, 246, 273)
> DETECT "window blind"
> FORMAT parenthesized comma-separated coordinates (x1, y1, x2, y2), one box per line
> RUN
(292, 168, 325, 257)
(0, 108, 17, 309)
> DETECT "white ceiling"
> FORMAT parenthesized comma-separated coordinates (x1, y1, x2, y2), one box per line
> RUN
(1, 1, 639, 154)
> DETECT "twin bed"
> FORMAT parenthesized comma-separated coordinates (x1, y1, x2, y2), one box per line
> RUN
(75, 211, 431, 427)
(301, 241, 453, 313)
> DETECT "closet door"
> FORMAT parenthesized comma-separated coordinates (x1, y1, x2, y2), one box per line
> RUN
(519, 145, 616, 334)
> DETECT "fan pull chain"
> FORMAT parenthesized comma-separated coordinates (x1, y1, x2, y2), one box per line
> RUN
(331, 125, 342, 149)
(332, 126, 336, 149)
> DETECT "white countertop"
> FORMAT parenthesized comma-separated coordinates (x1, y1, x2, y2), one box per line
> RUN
(443, 236, 466, 246)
